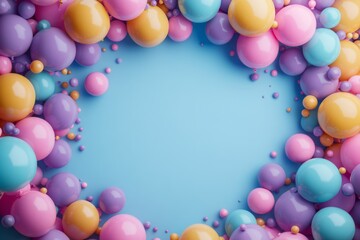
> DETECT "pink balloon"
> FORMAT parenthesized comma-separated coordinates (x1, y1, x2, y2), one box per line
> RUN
(54, 128, 71, 137)
(324, 143, 343, 168)
(11, 190, 57, 238)
(100, 214, 146, 240)
(16, 117, 55, 161)
(247, 188, 275, 214)
(349, 75, 360, 95)
(273, 5, 316, 47)
(274, 232, 309, 240)
(236, 30, 279, 69)
(107, 20, 127, 42)
(102, 0, 147, 21)
(168, 15, 193, 42)
(285, 133, 315, 163)
(340, 133, 360, 173)
(264, 226, 280, 239)
(0, 56, 12, 74)
(31, 0, 58, 6)
(85, 72, 109, 96)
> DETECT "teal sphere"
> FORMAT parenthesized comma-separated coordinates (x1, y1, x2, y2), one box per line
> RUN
(225, 209, 256, 236)
(178, 0, 221, 23)
(26, 71, 55, 101)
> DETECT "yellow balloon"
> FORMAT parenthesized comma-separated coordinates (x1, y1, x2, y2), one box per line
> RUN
(333, 0, 360, 33)
(64, 0, 110, 44)
(179, 224, 220, 240)
(127, 6, 169, 48)
(318, 92, 360, 139)
(330, 40, 360, 81)
(228, 0, 275, 36)
(0, 73, 35, 122)
(62, 200, 99, 240)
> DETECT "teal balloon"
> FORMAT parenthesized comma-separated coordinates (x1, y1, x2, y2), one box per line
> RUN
(225, 209, 256, 236)
(0, 137, 37, 192)
(302, 28, 340, 67)
(26, 71, 55, 101)
(312, 207, 355, 240)
(319, 7, 341, 29)
(178, 0, 221, 23)
(300, 109, 318, 132)
(296, 158, 341, 203)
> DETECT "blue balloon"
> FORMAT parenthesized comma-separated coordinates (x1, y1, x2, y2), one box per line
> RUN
(296, 158, 341, 203)
(225, 209, 256, 237)
(302, 28, 340, 67)
(319, 7, 341, 29)
(300, 109, 318, 132)
(312, 207, 355, 240)
(178, 0, 221, 23)
(0, 136, 37, 192)
(25, 71, 55, 101)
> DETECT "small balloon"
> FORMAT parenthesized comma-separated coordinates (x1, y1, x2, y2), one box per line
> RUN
(279, 48, 307, 76)
(168, 15, 193, 42)
(102, 0, 147, 21)
(229, 224, 270, 240)
(225, 209, 256, 236)
(319, 7, 341, 28)
(85, 72, 109, 96)
(43, 139, 72, 168)
(99, 187, 126, 214)
(107, 20, 127, 42)
(34, 229, 70, 240)
(178, 0, 221, 23)
(18, 1, 35, 19)
(285, 133, 315, 163)
(75, 43, 101, 66)
(258, 163, 286, 191)
(0, 56, 12, 75)
(34, 0, 73, 30)
(205, 12, 234, 45)
(247, 188, 275, 214)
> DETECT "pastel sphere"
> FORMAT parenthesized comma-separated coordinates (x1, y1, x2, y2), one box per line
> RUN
(258, 163, 286, 191)
(332, 0, 360, 33)
(99, 187, 126, 214)
(206, 12, 234, 45)
(178, 0, 221, 23)
(75, 43, 101, 66)
(319, 7, 341, 28)
(285, 133, 315, 163)
(273, 232, 308, 240)
(169, 15, 193, 42)
(279, 48, 307, 76)
(31, 0, 58, 6)
(85, 72, 109, 96)
(0, 56, 12, 75)
(179, 224, 219, 240)
(102, 0, 147, 21)
(225, 209, 256, 236)
(107, 20, 127, 42)
(43, 139, 72, 168)
(247, 188, 274, 214)
(341, 134, 360, 173)
(35, 229, 70, 240)
(229, 224, 270, 240)
(26, 71, 55, 101)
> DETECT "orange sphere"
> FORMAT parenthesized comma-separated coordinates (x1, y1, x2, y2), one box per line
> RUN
(30, 60, 44, 73)
(333, 0, 360, 33)
(179, 224, 220, 240)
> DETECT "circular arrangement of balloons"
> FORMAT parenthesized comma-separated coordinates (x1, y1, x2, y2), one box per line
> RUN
(0, 0, 360, 239)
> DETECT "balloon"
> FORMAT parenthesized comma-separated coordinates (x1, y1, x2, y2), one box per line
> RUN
(236, 30, 279, 69)
(168, 15, 193, 42)
(333, 0, 360, 33)
(225, 209, 256, 236)
(205, 12, 234, 45)
(99, 187, 126, 214)
(18, 1, 35, 19)
(296, 158, 341, 203)
(302, 28, 340, 66)
(34, 0, 73, 30)
(107, 20, 127, 42)
(349, 75, 360, 94)
(62, 200, 99, 240)
(329, 40, 360, 81)
(0, 56, 12, 75)
(31, 0, 57, 6)
(324, 143, 342, 168)
(75, 43, 101, 66)
(64, 0, 110, 44)
(341, 134, 360, 173)
(100, 214, 146, 240)
(220, 0, 231, 12)
(0, 14, 33, 57)
(103, 0, 147, 21)
(0, 0, 16, 15)
(350, 165, 360, 195)
(258, 163, 286, 191)
(273, 5, 316, 47)
(0, 137, 36, 192)
(179, 224, 219, 240)
(12, 54, 32, 74)
(228, 0, 275, 36)
(318, 92, 360, 139)
(319, 7, 341, 28)
(285, 133, 315, 163)
(300, 109, 318, 133)
(11, 191, 56, 237)
(311, 207, 355, 240)
(178, 0, 221, 23)
(30, 167, 43, 186)
(273, 232, 309, 240)
(46, 172, 81, 207)
(279, 48, 307, 76)
(30, 27, 76, 71)
(247, 188, 274, 214)
(43, 93, 78, 130)
(85, 72, 109, 96)
(25, 71, 55, 101)
(229, 224, 270, 240)
(34, 229, 69, 240)
(127, 6, 169, 47)
(315, 0, 335, 10)
(350, 201, 360, 226)
(43, 139, 72, 168)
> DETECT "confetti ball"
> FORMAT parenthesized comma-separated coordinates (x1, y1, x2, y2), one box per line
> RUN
(99, 187, 126, 214)
(178, 0, 221, 23)
(179, 224, 219, 240)
(229, 224, 270, 240)
(285, 133, 315, 163)
(225, 209, 256, 236)
(258, 163, 286, 191)
(43, 139, 72, 168)
(247, 188, 275, 214)
(85, 72, 109, 96)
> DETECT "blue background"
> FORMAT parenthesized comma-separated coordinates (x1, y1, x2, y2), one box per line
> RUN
(1, 25, 302, 239)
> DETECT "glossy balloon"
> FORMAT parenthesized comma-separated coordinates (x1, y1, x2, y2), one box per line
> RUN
(258, 163, 286, 191)
(99, 187, 126, 214)
(168, 15, 193, 42)
(225, 209, 256, 236)
(319, 7, 341, 28)
(75, 43, 101, 66)
(229, 224, 270, 240)
(34, 0, 73, 30)
(332, 0, 360, 33)
(279, 48, 307, 76)
(43, 139, 72, 168)
(26, 71, 55, 101)
(107, 20, 127, 42)
(34, 229, 69, 240)
(206, 12, 234, 45)
(285, 133, 315, 163)
(103, 0, 147, 21)
(341, 134, 360, 173)
(178, 0, 221, 23)
(179, 224, 219, 240)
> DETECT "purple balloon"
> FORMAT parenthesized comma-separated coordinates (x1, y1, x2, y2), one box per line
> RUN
(164, 0, 177, 10)
(258, 163, 286, 191)
(299, 66, 339, 99)
(75, 43, 101, 66)
(99, 187, 126, 214)
(350, 201, 360, 226)
(0, 14, 33, 57)
(273, 0, 284, 9)
(312, 8, 323, 28)
(46, 172, 81, 207)
(279, 48, 307, 76)
(18, 1, 36, 19)
(12, 53, 31, 74)
(230, 224, 271, 240)
(30, 27, 76, 71)
(220, 0, 231, 12)
(315, 0, 335, 10)
(274, 188, 316, 232)
(350, 165, 360, 195)
(289, 0, 308, 6)
(0, 0, 16, 15)
(43, 93, 78, 130)
(34, 229, 69, 240)
(206, 12, 234, 45)
(43, 139, 72, 168)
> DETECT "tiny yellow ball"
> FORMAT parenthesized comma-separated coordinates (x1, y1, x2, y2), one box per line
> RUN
(67, 132, 76, 140)
(291, 225, 300, 234)
(30, 60, 44, 73)
(40, 187, 48, 194)
(170, 233, 179, 240)
(339, 167, 347, 174)
(256, 218, 265, 226)
(320, 133, 334, 147)
(301, 109, 310, 118)
(303, 95, 318, 110)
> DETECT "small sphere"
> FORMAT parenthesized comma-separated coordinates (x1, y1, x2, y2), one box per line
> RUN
(247, 188, 275, 214)
(1, 215, 15, 228)
(291, 225, 300, 234)
(219, 208, 229, 218)
(29, 60, 44, 73)
(85, 72, 109, 96)
(342, 183, 354, 196)
(170, 233, 179, 240)
(303, 95, 318, 110)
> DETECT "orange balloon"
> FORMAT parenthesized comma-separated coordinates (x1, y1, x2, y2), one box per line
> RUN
(333, 0, 360, 33)
(0, 73, 35, 122)
(179, 224, 220, 240)
(62, 200, 99, 240)
(330, 40, 360, 81)
(127, 6, 169, 47)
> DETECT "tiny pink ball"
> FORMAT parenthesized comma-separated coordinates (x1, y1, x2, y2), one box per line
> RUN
(285, 133, 315, 163)
(107, 20, 127, 42)
(0, 56, 12, 75)
(219, 208, 229, 218)
(54, 128, 70, 137)
(85, 72, 109, 96)
(247, 188, 275, 214)
(349, 76, 360, 95)
(168, 15, 193, 42)
(308, 0, 316, 9)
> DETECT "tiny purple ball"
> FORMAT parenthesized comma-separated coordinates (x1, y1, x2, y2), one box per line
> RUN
(340, 81, 352, 92)
(313, 126, 323, 137)
(327, 67, 341, 81)
(1, 215, 15, 228)
(342, 183, 355, 196)
(69, 78, 79, 87)
(336, 30, 346, 40)
(33, 104, 44, 115)
(99, 187, 126, 214)
(313, 146, 324, 158)
(144, 221, 151, 229)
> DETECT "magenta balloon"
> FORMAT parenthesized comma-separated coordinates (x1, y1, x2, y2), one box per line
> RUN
(30, 27, 76, 71)
(229, 224, 271, 240)
(43, 139, 72, 168)
(75, 43, 101, 66)
(0, 14, 33, 57)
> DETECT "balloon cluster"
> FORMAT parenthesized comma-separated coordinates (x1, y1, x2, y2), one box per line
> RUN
(0, 0, 359, 239)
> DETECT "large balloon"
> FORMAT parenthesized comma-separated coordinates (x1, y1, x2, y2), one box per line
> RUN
(341, 134, 360, 173)
(228, 0, 275, 36)
(229, 224, 270, 240)
(179, 224, 220, 240)
(332, 0, 360, 33)
(34, 229, 69, 240)
(43, 139, 72, 168)
(225, 209, 256, 236)
(178, 0, 221, 23)
(102, 0, 147, 21)
(25, 71, 55, 101)
(0, 73, 35, 122)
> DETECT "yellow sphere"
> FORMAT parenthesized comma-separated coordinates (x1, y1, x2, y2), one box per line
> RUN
(228, 0, 275, 36)
(333, 0, 360, 33)
(0, 73, 35, 122)
(127, 6, 169, 47)
(30, 60, 44, 73)
(64, 0, 110, 44)
(303, 95, 318, 110)
(179, 224, 220, 240)
(62, 200, 99, 240)
(318, 92, 360, 139)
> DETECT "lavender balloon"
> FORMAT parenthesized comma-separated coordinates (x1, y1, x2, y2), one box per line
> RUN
(0, 0, 16, 15)
(46, 172, 81, 207)
(289, 0, 308, 5)
(34, 229, 69, 240)
(43, 139, 72, 168)
(274, 188, 316, 232)
(164, 0, 177, 10)
(0, 14, 33, 57)
(350, 165, 360, 195)
(12, 53, 32, 74)
(230, 224, 271, 240)
(258, 163, 286, 191)
(206, 12, 234, 45)
(43, 93, 78, 130)
(279, 48, 307, 76)
(18, 1, 36, 19)
(75, 43, 101, 66)
(220, 0, 231, 12)
(99, 187, 126, 214)
(30, 27, 76, 71)
(315, 0, 335, 10)
(350, 201, 360, 226)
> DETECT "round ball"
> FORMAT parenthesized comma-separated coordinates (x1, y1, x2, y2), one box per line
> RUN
(179, 224, 219, 240)
(178, 0, 221, 23)
(225, 209, 256, 236)
(99, 187, 126, 214)
(85, 72, 109, 96)
(285, 133, 315, 163)
(247, 188, 275, 214)
(258, 163, 286, 191)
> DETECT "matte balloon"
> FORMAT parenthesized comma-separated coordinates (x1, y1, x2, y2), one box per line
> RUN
(103, 0, 147, 21)
(229, 224, 270, 240)
(43, 139, 72, 168)
(258, 163, 286, 191)
(225, 209, 256, 236)
(178, 0, 220, 23)
(179, 224, 219, 240)
(279, 48, 307, 76)
(99, 187, 126, 214)
(168, 15, 193, 42)
(107, 20, 127, 42)
(75, 43, 101, 66)
(25, 71, 55, 101)
(34, 229, 69, 240)
(34, 0, 73, 30)
(333, 0, 360, 33)
(206, 12, 234, 45)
